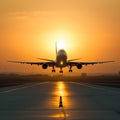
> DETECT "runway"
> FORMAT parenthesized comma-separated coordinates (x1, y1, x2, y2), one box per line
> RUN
(0, 81, 120, 120)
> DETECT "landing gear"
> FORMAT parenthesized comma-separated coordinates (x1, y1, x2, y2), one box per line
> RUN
(52, 69, 56, 72)
(59, 70, 63, 73)
(69, 69, 73, 72)
(52, 66, 55, 72)
(69, 65, 73, 72)
(59, 68, 63, 73)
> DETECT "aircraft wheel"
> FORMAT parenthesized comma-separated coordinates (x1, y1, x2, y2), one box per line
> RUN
(52, 70, 55, 72)
(69, 70, 73, 72)
(59, 70, 63, 73)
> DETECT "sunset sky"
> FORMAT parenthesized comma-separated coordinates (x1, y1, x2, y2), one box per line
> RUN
(0, 0, 120, 75)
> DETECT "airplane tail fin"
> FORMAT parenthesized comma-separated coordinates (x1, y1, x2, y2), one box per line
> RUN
(55, 41, 57, 55)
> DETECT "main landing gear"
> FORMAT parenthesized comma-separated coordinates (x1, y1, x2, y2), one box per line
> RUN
(69, 65, 73, 72)
(52, 66, 56, 72)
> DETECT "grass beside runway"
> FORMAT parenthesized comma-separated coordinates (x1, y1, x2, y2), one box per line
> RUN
(0, 73, 120, 88)
(0, 73, 50, 87)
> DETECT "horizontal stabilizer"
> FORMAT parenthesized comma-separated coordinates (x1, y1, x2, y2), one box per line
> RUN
(37, 58, 54, 62)
(68, 58, 81, 62)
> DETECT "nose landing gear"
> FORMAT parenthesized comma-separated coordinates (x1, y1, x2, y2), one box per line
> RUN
(69, 69, 73, 72)
(52, 69, 56, 72)
(59, 70, 63, 73)
(59, 68, 63, 73)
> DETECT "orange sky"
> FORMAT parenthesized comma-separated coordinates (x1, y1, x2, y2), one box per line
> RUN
(0, 0, 120, 75)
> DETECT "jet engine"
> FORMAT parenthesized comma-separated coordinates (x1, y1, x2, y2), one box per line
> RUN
(77, 64, 82, 69)
(42, 64, 48, 69)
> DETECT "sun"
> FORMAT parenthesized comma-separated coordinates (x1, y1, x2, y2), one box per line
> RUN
(43, 30, 73, 53)
(56, 34, 67, 50)
(57, 40, 65, 50)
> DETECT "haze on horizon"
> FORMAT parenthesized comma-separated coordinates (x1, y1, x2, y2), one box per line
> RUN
(0, 0, 120, 75)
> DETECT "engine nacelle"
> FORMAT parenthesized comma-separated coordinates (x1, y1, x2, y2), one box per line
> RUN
(77, 64, 82, 69)
(42, 64, 48, 69)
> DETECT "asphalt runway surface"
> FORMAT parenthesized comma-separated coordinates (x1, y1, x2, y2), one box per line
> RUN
(0, 81, 120, 120)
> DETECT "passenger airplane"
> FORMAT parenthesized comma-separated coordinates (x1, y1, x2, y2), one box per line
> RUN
(8, 43, 114, 73)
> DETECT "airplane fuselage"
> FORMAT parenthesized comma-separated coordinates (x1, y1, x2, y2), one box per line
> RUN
(56, 49, 67, 67)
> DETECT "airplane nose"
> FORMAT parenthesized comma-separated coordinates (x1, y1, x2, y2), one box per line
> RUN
(60, 61, 63, 65)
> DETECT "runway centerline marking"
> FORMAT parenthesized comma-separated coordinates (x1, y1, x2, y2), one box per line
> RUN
(0, 82, 49, 94)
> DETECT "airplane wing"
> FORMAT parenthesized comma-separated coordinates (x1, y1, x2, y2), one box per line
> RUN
(68, 60, 114, 66)
(8, 60, 55, 66)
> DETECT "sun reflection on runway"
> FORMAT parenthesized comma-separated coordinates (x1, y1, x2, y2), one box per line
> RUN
(49, 112, 69, 119)
(53, 82, 69, 97)
(49, 82, 70, 119)
(58, 82, 65, 96)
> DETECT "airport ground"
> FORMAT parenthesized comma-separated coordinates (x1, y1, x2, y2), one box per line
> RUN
(0, 73, 120, 88)
(0, 77, 120, 120)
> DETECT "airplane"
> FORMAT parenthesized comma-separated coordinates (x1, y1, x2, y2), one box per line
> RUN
(8, 42, 114, 73)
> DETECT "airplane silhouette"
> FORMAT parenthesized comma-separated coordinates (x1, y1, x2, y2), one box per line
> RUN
(8, 42, 114, 73)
